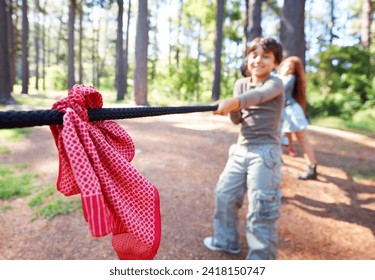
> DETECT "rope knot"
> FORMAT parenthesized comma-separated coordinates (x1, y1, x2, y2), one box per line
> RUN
(52, 84, 103, 122)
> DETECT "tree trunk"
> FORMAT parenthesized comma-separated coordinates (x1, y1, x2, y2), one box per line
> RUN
(78, 1, 83, 84)
(175, 0, 183, 68)
(42, 0, 47, 90)
(56, 16, 64, 64)
(124, 0, 131, 98)
(68, 0, 76, 89)
(21, 0, 29, 94)
(96, 26, 101, 88)
(168, 1, 172, 68)
(92, 26, 97, 87)
(149, 0, 160, 81)
(91, 6, 96, 87)
(280, 0, 306, 64)
(211, 0, 225, 101)
(243, 0, 249, 50)
(35, 0, 41, 91)
(6, 0, 17, 90)
(328, 0, 336, 44)
(116, 0, 125, 101)
(360, 0, 372, 48)
(246, 0, 263, 47)
(133, 0, 149, 106)
(0, 0, 15, 104)
(195, 23, 202, 102)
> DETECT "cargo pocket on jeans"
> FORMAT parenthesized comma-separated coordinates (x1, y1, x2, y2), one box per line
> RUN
(255, 191, 281, 220)
(262, 147, 281, 170)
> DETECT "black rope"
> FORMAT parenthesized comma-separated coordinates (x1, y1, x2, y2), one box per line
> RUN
(0, 105, 218, 129)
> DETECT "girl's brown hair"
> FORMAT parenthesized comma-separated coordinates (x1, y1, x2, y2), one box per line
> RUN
(277, 56, 307, 113)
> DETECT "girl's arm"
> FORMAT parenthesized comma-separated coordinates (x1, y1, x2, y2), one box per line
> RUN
(281, 74, 296, 97)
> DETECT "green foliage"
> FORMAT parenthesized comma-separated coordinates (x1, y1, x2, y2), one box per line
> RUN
(351, 108, 375, 133)
(28, 185, 56, 207)
(0, 128, 32, 142)
(45, 65, 68, 91)
(308, 45, 375, 118)
(0, 161, 81, 219)
(98, 67, 116, 91)
(0, 146, 11, 155)
(311, 115, 375, 136)
(184, 0, 215, 27)
(33, 198, 81, 219)
(28, 194, 44, 207)
(224, 1, 242, 43)
(13, 93, 53, 107)
(0, 204, 12, 212)
(220, 69, 238, 99)
(0, 166, 37, 200)
(27, 183, 81, 220)
(171, 57, 203, 102)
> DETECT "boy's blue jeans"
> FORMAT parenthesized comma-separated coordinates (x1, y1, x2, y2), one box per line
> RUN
(213, 143, 282, 260)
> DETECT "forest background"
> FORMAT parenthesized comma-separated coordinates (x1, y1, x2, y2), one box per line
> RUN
(0, 0, 374, 134)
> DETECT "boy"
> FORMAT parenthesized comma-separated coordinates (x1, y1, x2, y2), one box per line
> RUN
(204, 37, 284, 259)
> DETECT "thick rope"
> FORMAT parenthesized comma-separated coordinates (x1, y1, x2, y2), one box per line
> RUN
(0, 105, 218, 129)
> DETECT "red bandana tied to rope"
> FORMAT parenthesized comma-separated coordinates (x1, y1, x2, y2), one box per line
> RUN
(49, 84, 161, 260)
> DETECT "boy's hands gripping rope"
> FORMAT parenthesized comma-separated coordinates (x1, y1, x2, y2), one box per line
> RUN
(212, 97, 240, 115)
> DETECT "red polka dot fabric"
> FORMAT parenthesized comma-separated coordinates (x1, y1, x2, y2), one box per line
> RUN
(49, 84, 161, 260)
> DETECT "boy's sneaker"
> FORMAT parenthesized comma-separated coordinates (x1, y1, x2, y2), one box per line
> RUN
(203, 237, 240, 254)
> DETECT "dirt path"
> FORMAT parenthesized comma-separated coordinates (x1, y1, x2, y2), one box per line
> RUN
(0, 113, 374, 260)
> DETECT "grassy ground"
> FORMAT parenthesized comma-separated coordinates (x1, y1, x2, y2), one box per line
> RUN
(0, 161, 81, 219)
(0, 127, 81, 218)
(311, 115, 375, 137)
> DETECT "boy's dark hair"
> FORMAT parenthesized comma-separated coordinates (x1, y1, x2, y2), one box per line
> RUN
(246, 37, 283, 65)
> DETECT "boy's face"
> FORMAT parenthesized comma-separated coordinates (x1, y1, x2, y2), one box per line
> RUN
(247, 45, 278, 80)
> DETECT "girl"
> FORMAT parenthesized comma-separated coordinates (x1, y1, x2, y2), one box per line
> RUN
(277, 56, 318, 180)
